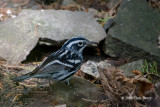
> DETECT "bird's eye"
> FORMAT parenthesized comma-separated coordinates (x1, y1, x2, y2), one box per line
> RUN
(78, 42, 83, 46)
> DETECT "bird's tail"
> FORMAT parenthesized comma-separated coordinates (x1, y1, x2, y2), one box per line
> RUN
(12, 73, 31, 82)
(12, 66, 40, 82)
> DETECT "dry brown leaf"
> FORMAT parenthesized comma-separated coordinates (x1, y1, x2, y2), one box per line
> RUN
(132, 70, 142, 75)
(132, 75, 154, 97)
(134, 75, 151, 84)
(122, 77, 134, 84)
(138, 81, 154, 97)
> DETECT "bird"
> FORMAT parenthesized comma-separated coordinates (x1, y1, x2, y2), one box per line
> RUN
(13, 36, 97, 84)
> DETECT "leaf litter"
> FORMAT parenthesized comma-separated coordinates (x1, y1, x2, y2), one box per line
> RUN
(97, 61, 160, 107)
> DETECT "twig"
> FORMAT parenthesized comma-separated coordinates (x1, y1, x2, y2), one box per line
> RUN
(20, 0, 30, 7)
(127, 85, 137, 98)
(13, 94, 22, 102)
(155, 0, 160, 9)
(0, 64, 24, 70)
(18, 0, 30, 12)
(6, 91, 15, 98)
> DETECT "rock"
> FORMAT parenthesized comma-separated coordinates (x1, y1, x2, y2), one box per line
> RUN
(80, 60, 112, 78)
(103, 18, 114, 32)
(21, 76, 105, 106)
(0, 66, 105, 106)
(103, 0, 160, 61)
(81, 61, 100, 78)
(103, 36, 149, 58)
(118, 59, 144, 76)
(88, 8, 98, 17)
(0, 9, 106, 64)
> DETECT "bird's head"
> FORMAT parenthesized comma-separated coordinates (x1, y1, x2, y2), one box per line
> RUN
(62, 36, 97, 53)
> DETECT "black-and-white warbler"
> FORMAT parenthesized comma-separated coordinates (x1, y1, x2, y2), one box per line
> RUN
(13, 36, 97, 84)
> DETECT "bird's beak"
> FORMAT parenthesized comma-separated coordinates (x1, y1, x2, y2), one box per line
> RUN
(87, 41, 98, 46)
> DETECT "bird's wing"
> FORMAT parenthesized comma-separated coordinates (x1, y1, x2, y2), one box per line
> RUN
(30, 60, 81, 81)
(29, 49, 64, 76)
(36, 59, 74, 74)
(40, 49, 64, 68)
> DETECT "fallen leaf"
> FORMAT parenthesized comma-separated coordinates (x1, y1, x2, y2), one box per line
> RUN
(132, 70, 142, 75)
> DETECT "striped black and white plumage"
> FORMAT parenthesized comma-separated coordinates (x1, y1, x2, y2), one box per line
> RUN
(13, 36, 97, 84)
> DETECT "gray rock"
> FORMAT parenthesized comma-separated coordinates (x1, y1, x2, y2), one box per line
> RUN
(80, 60, 112, 78)
(118, 59, 144, 76)
(103, 0, 160, 61)
(0, 68, 105, 106)
(103, 18, 114, 32)
(88, 8, 98, 17)
(22, 76, 104, 106)
(0, 9, 106, 64)
(81, 60, 100, 78)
